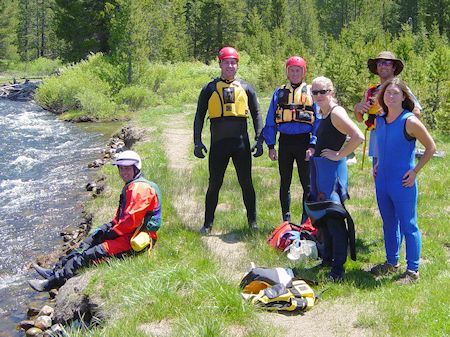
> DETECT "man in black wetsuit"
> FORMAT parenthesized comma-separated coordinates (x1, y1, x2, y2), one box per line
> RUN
(262, 56, 320, 224)
(193, 46, 263, 234)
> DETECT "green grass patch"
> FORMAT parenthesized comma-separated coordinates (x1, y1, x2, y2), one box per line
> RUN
(70, 101, 448, 337)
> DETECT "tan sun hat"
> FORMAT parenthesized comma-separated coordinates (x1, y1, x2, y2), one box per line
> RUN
(367, 51, 404, 75)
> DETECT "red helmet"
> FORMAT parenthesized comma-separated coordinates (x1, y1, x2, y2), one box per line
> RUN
(285, 56, 307, 72)
(218, 47, 239, 61)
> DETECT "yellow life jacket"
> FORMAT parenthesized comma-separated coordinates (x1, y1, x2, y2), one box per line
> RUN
(208, 79, 249, 119)
(275, 82, 314, 124)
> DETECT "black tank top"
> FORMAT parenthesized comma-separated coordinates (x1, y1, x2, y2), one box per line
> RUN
(314, 107, 347, 156)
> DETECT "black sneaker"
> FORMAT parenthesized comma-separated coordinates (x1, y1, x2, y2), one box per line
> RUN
(199, 225, 212, 235)
(327, 271, 344, 283)
(248, 221, 259, 231)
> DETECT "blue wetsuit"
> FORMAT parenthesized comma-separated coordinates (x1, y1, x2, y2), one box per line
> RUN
(375, 110, 421, 272)
(368, 85, 421, 164)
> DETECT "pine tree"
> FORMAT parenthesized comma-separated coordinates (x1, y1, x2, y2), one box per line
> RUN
(0, 0, 19, 62)
(418, 0, 450, 39)
(54, 0, 112, 62)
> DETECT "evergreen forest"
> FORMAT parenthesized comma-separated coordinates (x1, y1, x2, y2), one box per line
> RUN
(1, 0, 448, 130)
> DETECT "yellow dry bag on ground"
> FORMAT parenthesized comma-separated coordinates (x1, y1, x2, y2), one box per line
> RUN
(240, 266, 316, 312)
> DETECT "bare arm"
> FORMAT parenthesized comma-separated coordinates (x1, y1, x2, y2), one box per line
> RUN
(354, 90, 370, 122)
(320, 107, 365, 161)
(401, 116, 436, 187)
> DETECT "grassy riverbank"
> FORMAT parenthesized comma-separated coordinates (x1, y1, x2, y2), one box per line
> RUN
(66, 98, 449, 337)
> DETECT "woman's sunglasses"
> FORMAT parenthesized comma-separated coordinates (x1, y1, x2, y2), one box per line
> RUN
(311, 89, 331, 95)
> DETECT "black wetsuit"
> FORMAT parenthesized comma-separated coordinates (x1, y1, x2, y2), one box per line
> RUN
(263, 83, 320, 223)
(314, 109, 348, 277)
(193, 77, 263, 227)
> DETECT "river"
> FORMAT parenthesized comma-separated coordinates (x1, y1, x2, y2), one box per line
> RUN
(0, 99, 109, 336)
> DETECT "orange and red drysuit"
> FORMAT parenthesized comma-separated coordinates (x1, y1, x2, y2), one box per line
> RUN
(103, 174, 161, 255)
(45, 173, 161, 289)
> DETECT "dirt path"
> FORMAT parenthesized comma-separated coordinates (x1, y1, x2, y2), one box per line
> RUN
(162, 113, 250, 282)
(161, 112, 372, 337)
(259, 301, 373, 337)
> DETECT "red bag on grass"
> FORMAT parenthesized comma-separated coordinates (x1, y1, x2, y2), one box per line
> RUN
(267, 219, 318, 252)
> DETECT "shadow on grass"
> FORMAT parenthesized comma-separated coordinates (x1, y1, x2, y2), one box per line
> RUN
(215, 227, 262, 242)
(196, 224, 392, 290)
(292, 265, 388, 290)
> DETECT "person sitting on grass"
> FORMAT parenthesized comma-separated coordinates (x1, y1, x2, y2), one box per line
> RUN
(28, 150, 162, 292)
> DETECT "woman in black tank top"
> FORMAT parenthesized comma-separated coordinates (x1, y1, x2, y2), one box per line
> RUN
(311, 77, 363, 160)
(308, 76, 364, 282)
(314, 105, 347, 155)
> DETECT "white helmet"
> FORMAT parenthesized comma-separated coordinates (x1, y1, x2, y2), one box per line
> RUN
(112, 150, 142, 170)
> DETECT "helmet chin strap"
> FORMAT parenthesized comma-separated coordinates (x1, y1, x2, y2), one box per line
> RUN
(133, 166, 141, 179)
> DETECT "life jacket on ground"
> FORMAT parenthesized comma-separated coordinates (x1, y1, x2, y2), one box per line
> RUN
(305, 157, 356, 260)
(240, 266, 294, 293)
(364, 84, 381, 130)
(267, 219, 317, 252)
(207, 79, 249, 119)
(275, 82, 314, 125)
(240, 266, 316, 312)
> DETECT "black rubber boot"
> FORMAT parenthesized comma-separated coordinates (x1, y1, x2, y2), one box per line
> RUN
(28, 277, 57, 292)
(249, 221, 259, 231)
(248, 219, 259, 232)
(32, 263, 54, 279)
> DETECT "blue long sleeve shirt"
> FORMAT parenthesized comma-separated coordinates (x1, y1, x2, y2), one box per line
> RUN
(263, 85, 320, 149)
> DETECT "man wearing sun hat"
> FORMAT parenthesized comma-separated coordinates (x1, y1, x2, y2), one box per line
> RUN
(28, 150, 162, 292)
(354, 51, 421, 167)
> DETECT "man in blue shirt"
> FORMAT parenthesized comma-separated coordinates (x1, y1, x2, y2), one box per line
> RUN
(263, 56, 320, 224)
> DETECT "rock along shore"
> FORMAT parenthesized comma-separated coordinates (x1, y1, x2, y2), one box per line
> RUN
(0, 80, 40, 101)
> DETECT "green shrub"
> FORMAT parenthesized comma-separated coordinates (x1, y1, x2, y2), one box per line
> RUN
(76, 90, 116, 118)
(137, 61, 216, 106)
(0, 59, 9, 72)
(137, 62, 171, 92)
(35, 53, 116, 118)
(78, 53, 127, 94)
(116, 85, 159, 110)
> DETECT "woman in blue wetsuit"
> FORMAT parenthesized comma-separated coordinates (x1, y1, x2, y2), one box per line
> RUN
(370, 78, 436, 284)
